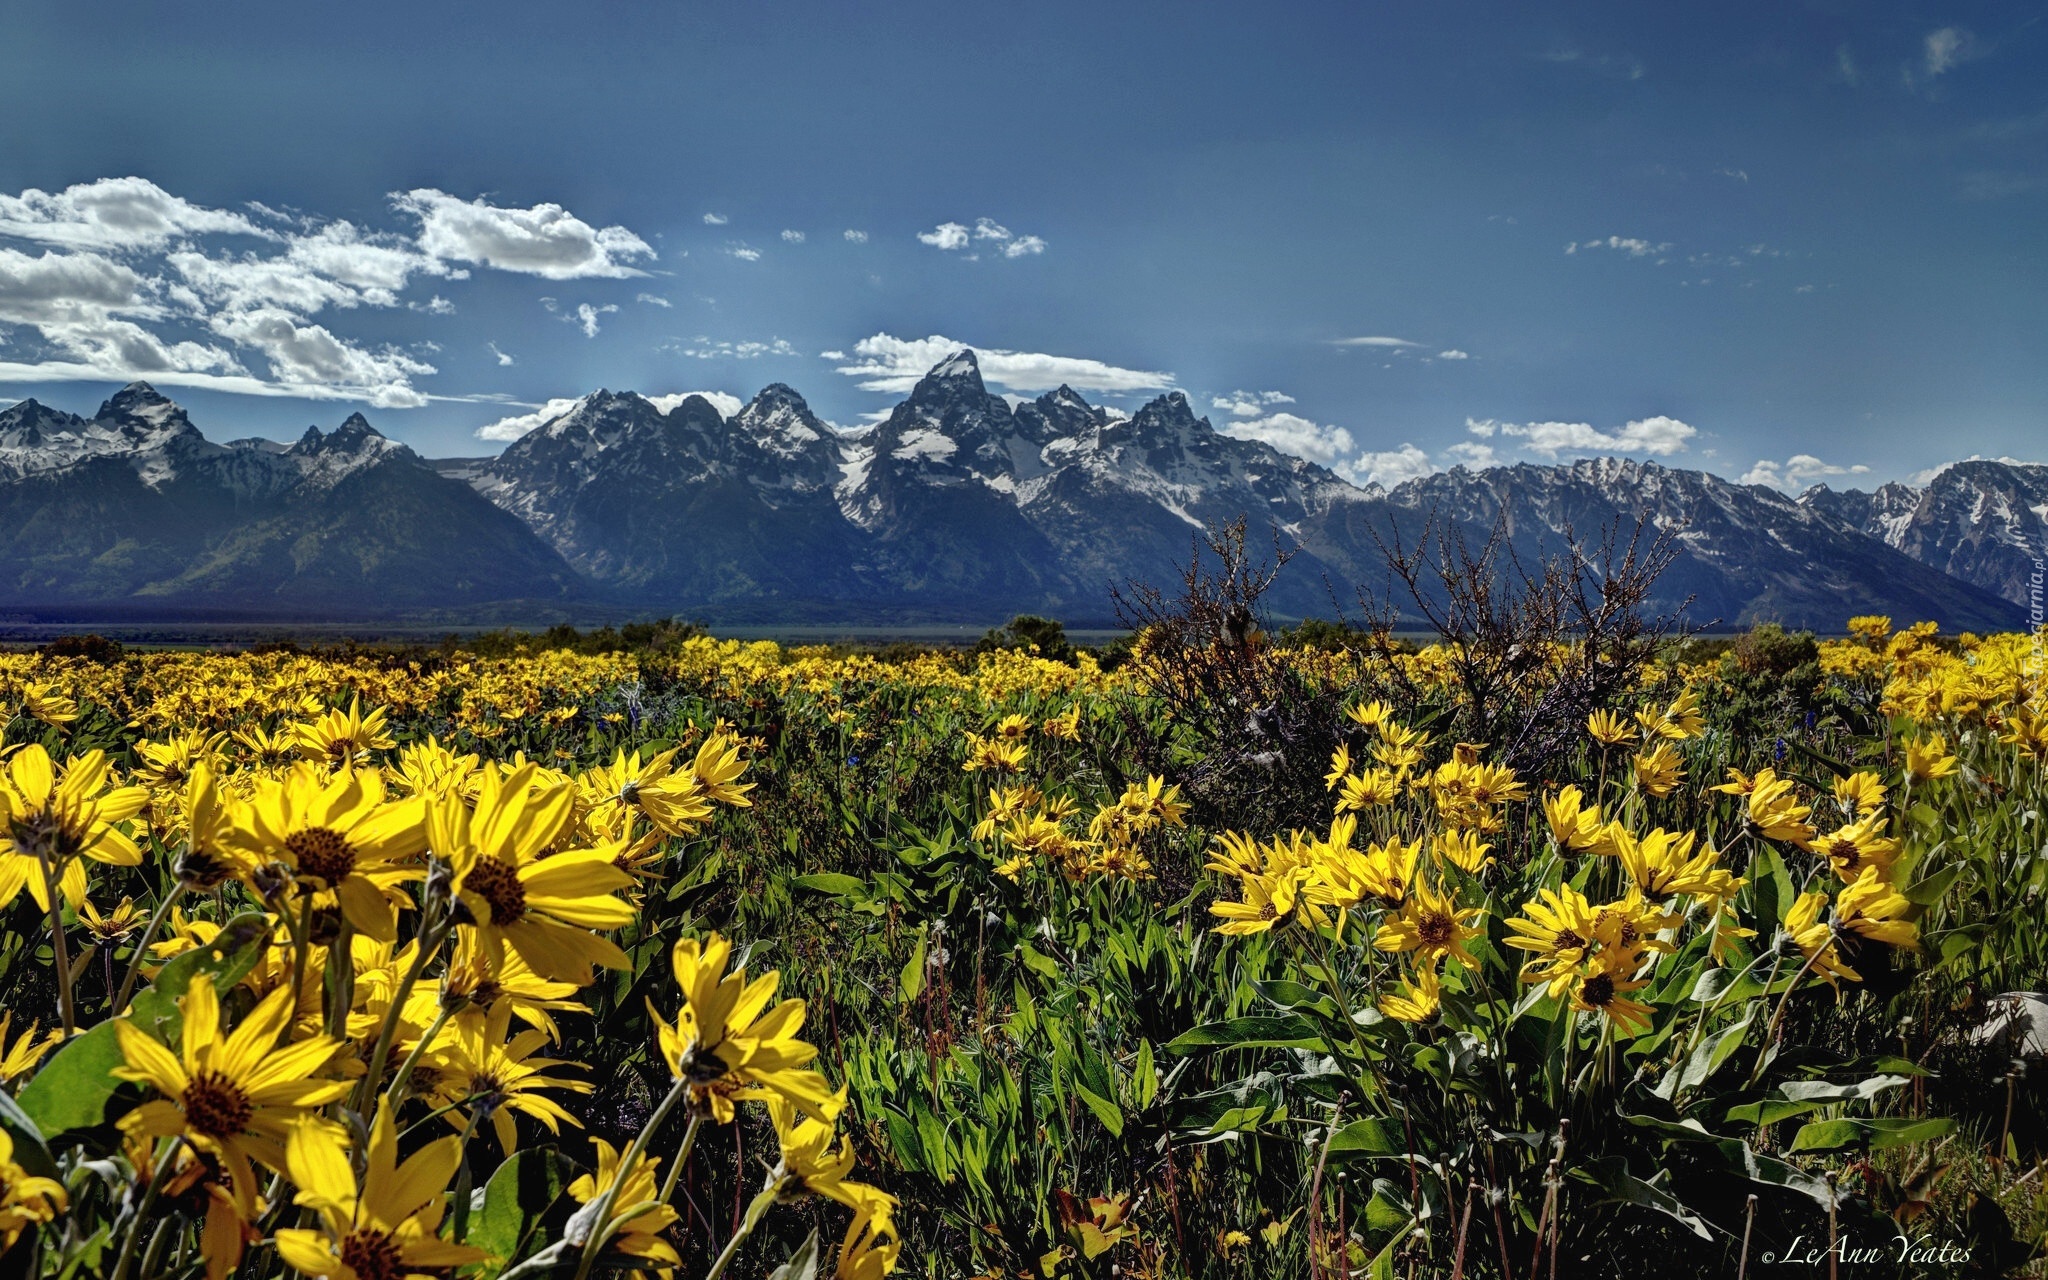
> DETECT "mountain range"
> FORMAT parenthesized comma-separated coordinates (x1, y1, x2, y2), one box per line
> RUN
(0, 352, 2037, 632)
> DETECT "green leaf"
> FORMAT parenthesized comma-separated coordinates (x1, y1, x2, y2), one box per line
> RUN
(1902, 864, 1960, 907)
(768, 1230, 822, 1280)
(470, 1148, 574, 1269)
(124, 912, 272, 1048)
(1788, 1117, 1953, 1153)
(1326, 1117, 1407, 1159)
(899, 932, 928, 1004)
(15, 1021, 127, 1140)
(1017, 943, 1060, 982)
(1072, 1081, 1124, 1138)
(1670, 1008, 1755, 1096)
(1582, 1157, 1711, 1239)
(1166, 1015, 1328, 1054)
(0, 1090, 58, 1180)
(790, 873, 866, 898)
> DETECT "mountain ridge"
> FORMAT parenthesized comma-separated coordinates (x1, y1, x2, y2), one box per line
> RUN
(0, 358, 2034, 630)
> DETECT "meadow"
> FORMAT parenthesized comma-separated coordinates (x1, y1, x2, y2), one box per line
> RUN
(0, 603, 2043, 1279)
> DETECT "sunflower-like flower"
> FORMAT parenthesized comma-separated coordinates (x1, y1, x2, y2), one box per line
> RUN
(430, 1002, 589, 1154)
(1611, 826, 1740, 902)
(432, 762, 637, 985)
(1569, 952, 1655, 1032)
(18, 680, 78, 728)
(1831, 770, 1887, 819)
(433, 932, 585, 1042)
(133, 729, 228, 791)
(288, 698, 396, 768)
(1632, 742, 1684, 798)
(1833, 866, 1918, 951)
(1804, 811, 1902, 882)
(1903, 735, 1959, 782)
(1373, 879, 1483, 967)
(225, 764, 427, 941)
(0, 745, 146, 911)
(0, 1011, 63, 1081)
(112, 975, 348, 1218)
(766, 1093, 896, 1219)
(1377, 963, 1442, 1023)
(1334, 767, 1399, 812)
(1586, 709, 1639, 747)
(567, 1140, 681, 1280)
(1543, 785, 1610, 854)
(657, 932, 841, 1124)
(835, 1204, 903, 1280)
(78, 894, 148, 944)
(1504, 884, 1598, 996)
(0, 1127, 66, 1251)
(1715, 767, 1815, 844)
(1209, 868, 1302, 936)
(275, 1101, 489, 1280)
(1784, 889, 1860, 985)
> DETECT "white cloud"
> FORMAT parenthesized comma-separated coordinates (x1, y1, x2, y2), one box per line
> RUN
(725, 244, 761, 262)
(917, 222, 971, 251)
(1003, 235, 1047, 258)
(780, 229, 805, 243)
(1438, 349, 1470, 360)
(1475, 414, 1697, 458)
(205, 307, 433, 407)
(635, 292, 671, 307)
(1331, 335, 1420, 348)
(393, 189, 653, 279)
(833, 332, 1174, 395)
(488, 342, 514, 366)
(1211, 390, 1296, 417)
(1223, 412, 1355, 466)
(843, 229, 868, 244)
(474, 396, 584, 441)
(1355, 444, 1436, 487)
(0, 177, 274, 252)
(1740, 454, 1871, 489)
(973, 218, 1011, 241)
(1444, 441, 1498, 468)
(1565, 235, 1672, 258)
(647, 390, 744, 419)
(1714, 167, 1750, 183)
(670, 337, 799, 359)
(1925, 27, 1979, 76)
(702, 213, 729, 226)
(568, 303, 617, 337)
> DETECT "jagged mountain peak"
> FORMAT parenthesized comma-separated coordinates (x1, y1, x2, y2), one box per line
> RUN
(906, 348, 988, 404)
(97, 381, 183, 424)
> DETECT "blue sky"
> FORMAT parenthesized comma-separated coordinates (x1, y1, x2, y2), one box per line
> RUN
(0, 0, 2041, 489)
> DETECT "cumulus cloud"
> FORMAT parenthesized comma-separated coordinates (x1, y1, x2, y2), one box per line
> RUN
(780, 229, 805, 243)
(473, 396, 584, 441)
(919, 217, 1046, 257)
(393, 190, 653, 279)
(1438, 349, 1470, 360)
(1444, 441, 1497, 467)
(669, 337, 799, 360)
(647, 390, 744, 419)
(843, 229, 868, 244)
(0, 177, 274, 252)
(1224, 412, 1355, 465)
(1212, 390, 1296, 417)
(1355, 444, 1436, 487)
(917, 222, 971, 251)
(205, 307, 433, 406)
(833, 332, 1174, 395)
(702, 213, 729, 226)
(1741, 454, 1872, 489)
(635, 292, 670, 307)
(1565, 235, 1672, 258)
(488, 342, 514, 366)
(1462, 414, 1696, 458)
(725, 244, 761, 262)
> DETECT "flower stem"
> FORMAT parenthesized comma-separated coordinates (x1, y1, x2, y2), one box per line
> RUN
(356, 917, 449, 1112)
(35, 852, 75, 1035)
(572, 1076, 692, 1280)
(113, 880, 187, 1013)
(657, 1112, 705, 1206)
(385, 1004, 454, 1106)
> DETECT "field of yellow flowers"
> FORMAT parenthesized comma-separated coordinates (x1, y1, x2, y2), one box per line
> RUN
(0, 616, 2043, 1279)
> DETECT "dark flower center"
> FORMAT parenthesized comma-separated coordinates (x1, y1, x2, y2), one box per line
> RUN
(1580, 973, 1616, 1007)
(1555, 928, 1586, 952)
(1417, 913, 1454, 947)
(183, 1069, 254, 1138)
(465, 857, 527, 925)
(287, 827, 355, 885)
(340, 1230, 407, 1280)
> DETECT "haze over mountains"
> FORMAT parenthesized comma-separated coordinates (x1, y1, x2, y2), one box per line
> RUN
(0, 352, 2036, 632)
